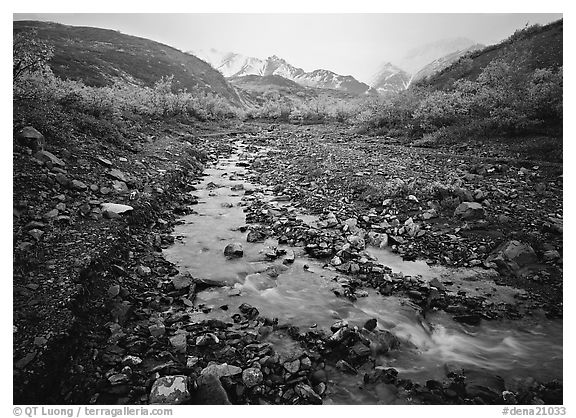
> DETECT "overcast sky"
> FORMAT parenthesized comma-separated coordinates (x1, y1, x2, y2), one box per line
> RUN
(13, 13, 562, 82)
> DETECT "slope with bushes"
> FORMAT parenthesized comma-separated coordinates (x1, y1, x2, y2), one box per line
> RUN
(13, 20, 241, 105)
(355, 19, 563, 151)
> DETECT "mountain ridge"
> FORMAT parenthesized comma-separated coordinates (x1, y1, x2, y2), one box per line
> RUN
(193, 49, 372, 95)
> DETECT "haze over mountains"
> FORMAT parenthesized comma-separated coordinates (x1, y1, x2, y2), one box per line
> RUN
(193, 37, 484, 96)
(191, 49, 372, 95)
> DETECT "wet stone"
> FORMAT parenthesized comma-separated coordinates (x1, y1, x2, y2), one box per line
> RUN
(224, 242, 244, 258)
(149, 375, 191, 405)
(243, 367, 264, 388)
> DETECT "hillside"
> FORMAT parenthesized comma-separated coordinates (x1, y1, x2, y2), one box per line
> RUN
(417, 20, 563, 90)
(13, 20, 241, 105)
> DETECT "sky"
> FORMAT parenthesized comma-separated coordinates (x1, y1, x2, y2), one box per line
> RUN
(12, 13, 562, 83)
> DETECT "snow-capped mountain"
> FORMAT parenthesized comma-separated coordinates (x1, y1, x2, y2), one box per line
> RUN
(398, 37, 479, 74)
(369, 63, 412, 94)
(192, 49, 370, 95)
(370, 37, 481, 92)
(411, 43, 484, 83)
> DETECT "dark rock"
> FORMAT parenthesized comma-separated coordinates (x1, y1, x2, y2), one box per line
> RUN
(16, 126, 45, 151)
(363, 318, 377, 331)
(247, 229, 266, 243)
(453, 314, 482, 326)
(34, 150, 65, 167)
(487, 240, 537, 271)
(224, 242, 244, 258)
(193, 374, 232, 405)
(454, 202, 484, 220)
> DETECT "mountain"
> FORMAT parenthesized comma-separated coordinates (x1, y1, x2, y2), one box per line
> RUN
(229, 74, 359, 107)
(194, 49, 371, 95)
(417, 19, 563, 90)
(13, 21, 241, 105)
(412, 44, 484, 83)
(398, 37, 480, 74)
(369, 63, 412, 94)
(370, 37, 480, 92)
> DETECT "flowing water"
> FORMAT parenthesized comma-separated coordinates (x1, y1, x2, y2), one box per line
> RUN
(165, 138, 562, 404)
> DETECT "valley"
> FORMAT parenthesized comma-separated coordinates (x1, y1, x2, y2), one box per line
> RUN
(12, 16, 563, 406)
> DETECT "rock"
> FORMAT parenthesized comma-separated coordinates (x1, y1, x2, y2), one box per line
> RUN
(108, 168, 128, 182)
(169, 333, 187, 353)
(193, 374, 232, 405)
(330, 256, 342, 266)
(195, 333, 219, 346)
(16, 126, 45, 151)
(347, 235, 365, 250)
(44, 209, 59, 219)
(283, 359, 300, 373)
(224, 242, 244, 258)
(71, 180, 88, 190)
(487, 240, 537, 270)
(172, 272, 193, 290)
(28, 229, 44, 241)
(247, 229, 266, 243)
(359, 329, 400, 356)
(108, 284, 120, 298)
(108, 373, 129, 385)
(363, 318, 377, 332)
(136, 265, 151, 276)
(149, 375, 191, 404)
(283, 249, 295, 264)
(336, 359, 357, 374)
(543, 250, 560, 261)
(101, 203, 133, 215)
(186, 356, 199, 368)
(454, 202, 484, 220)
(242, 367, 264, 388)
(55, 173, 71, 188)
(96, 156, 113, 166)
(200, 363, 242, 379)
(112, 180, 129, 193)
(122, 355, 142, 366)
(149, 323, 165, 338)
(34, 150, 65, 167)
(454, 314, 481, 326)
(429, 277, 446, 291)
(294, 383, 322, 404)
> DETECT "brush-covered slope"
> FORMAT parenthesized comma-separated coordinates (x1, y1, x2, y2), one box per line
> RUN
(417, 20, 563, 90)
(13, 20, 241, 104)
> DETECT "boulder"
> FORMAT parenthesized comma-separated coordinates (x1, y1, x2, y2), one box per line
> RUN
(487, 240, 537, 271)
(34, 150, 65, 167)
(242, 367, 264, 388)
(149, 375, 191, 404)
(454, 202, 484, 220)
(171, 272, 193, 290)
(224, 242, 244, 258)
(200, 363, 242, 379)
(108, 168, 128, 182)
(192, 374, 231, 405)
(101, 203, 133, 215)
(16, 126, 45, 151)
(169, 333, 187, 353)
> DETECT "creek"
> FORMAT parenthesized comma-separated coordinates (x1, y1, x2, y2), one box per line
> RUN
(165, 137, 562, 404)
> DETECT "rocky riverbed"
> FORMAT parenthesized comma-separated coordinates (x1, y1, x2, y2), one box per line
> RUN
(13, 122, 562, 405)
